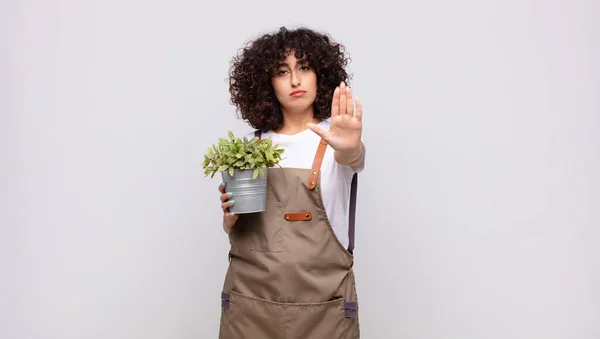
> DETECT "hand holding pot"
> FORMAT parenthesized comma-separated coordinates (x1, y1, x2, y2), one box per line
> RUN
(219, 182, 239, 233)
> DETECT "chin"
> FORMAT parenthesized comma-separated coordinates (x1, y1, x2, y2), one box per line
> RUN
(288, 106, 311, 112)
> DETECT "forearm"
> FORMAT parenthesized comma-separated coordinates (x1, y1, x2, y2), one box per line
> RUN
(334, 141, 365, 168)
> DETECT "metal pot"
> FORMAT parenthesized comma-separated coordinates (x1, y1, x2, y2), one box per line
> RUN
(221, 169, 267, 214)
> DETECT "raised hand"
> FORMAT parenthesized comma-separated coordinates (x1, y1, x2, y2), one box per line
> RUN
(307, 81, 363, 161)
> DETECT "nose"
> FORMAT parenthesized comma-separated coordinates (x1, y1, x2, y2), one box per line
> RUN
(290, 71, 300, 87)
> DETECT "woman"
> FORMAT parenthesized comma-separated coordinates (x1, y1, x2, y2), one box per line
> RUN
(217, 26, 366, 339)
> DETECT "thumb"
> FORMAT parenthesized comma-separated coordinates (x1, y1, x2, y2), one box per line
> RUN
(307, 122, 329, 140)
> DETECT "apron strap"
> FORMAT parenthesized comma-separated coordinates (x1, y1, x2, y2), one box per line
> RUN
(307, 139, 328, 190)
(348, 172, 358, 254)
(253, 129, 359, 254)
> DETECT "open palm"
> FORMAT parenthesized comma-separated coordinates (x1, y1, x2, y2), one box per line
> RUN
(307, 82, 363, 153)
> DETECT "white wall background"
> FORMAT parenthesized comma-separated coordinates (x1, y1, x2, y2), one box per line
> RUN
(2, 0, 599, 338)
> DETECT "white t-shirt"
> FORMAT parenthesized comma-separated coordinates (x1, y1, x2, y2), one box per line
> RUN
(245, 119, 364, 249)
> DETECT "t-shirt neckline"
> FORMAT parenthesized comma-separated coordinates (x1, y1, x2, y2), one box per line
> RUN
(271, 120, 328, 138)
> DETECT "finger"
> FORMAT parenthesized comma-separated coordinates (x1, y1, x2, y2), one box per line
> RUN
(307, 122, 329, 141)
(223, 208, 238, 230)
(355, 96, 363, 121)
(220, 192, 233, 202)
(224, 207, 238, 219)
(346, 86, 354, 116)
(331, 86, 340, 115)
(218, 182, 226, 194)
(225, 211, 238, 220)
(339, 82, 347, 115)
(224, 210, 239, 228)
(221, 199, 235, 211)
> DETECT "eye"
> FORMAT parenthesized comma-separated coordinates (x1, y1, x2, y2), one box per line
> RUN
(299, 65, 311, 71)
(275, 69, 289, 76)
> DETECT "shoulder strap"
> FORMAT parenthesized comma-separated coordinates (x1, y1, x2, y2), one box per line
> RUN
(348, 172, 358, 254)
(254, 129, 358, 254)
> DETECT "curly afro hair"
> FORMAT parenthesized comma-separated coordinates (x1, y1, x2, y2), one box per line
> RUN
(228, 26, 351, 132)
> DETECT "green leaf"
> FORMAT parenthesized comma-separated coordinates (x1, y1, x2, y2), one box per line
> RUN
(253, 168, 259, 179)
(202, 129, 284, 177)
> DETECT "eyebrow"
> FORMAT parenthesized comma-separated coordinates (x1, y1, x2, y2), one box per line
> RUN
(278, 58, 309, 67)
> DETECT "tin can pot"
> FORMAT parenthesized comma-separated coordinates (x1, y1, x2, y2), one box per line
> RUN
(221, 169, 267, 214)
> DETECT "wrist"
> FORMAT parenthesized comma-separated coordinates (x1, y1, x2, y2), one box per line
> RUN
(223, 220, 231, 234)
(334, 142, 363, 166)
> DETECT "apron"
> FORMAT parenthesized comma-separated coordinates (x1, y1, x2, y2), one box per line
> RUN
(219, 131, 360, 339)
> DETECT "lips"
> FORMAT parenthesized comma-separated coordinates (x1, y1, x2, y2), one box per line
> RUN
(290, 90, 306, 97)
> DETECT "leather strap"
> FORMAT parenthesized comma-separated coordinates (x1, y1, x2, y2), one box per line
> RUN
(284, 212, 312, 221)
(307, 138, 328, 190)
(254, 130, 359, 253)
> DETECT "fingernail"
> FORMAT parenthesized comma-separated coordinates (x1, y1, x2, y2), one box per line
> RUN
(230, 212, 235, 216)
(220, 182, 225, 186)
(227, 192, 233, 197)
(230, 200, 235, 205)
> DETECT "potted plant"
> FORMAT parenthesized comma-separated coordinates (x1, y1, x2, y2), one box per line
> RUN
(203, 131, 284, 214)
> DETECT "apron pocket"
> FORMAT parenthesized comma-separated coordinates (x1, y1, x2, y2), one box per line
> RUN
(222, 290, 285, 339)
(223, 290, 358, 339)
(285, 297, 359, 339)
(231, 201, 284, 253)
(248, 200, 283, 253)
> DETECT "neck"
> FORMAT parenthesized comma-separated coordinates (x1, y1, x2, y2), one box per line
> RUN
(276, 106, 320, 135)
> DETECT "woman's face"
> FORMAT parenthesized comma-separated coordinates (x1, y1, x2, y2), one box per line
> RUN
(271, 51, 317, 113)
